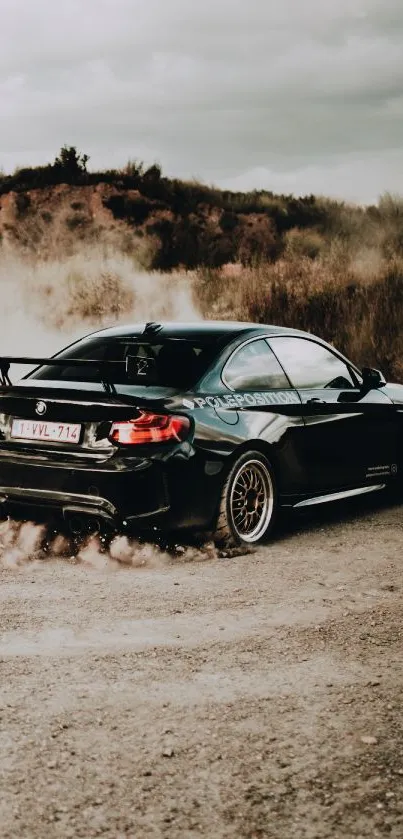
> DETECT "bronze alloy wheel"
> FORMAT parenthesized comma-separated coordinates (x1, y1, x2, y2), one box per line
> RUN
(214, 451, 277, 547)
(229, 458, 274, 543)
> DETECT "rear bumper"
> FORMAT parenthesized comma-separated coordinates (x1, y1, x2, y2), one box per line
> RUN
(0, 486, 118, 520)
(0, 485, 171, 536)
(0, 454, 171, 530)
(0, 446, 224, 532)
(0, 485, 170, 528)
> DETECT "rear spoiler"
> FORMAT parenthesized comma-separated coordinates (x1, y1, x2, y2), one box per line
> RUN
(0, 355, 157, 392)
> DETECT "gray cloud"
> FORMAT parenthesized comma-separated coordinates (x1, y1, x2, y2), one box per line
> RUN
(0, 0, 402, 202)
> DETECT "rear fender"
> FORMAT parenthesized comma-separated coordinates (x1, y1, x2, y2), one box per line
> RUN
(221, 439, 279, 479)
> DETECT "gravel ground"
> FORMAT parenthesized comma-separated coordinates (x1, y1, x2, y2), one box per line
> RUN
(0, 495, 402, 839)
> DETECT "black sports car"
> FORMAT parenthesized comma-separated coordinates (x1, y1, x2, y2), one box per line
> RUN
(0, 320, 402, 547)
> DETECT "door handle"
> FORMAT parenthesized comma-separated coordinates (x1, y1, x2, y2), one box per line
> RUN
(306, 397, 326, 404)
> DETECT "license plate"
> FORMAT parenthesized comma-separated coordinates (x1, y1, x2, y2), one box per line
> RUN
(11, 418, 82, 444)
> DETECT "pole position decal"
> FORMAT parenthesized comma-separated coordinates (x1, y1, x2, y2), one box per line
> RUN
(183, 391, 300, 410)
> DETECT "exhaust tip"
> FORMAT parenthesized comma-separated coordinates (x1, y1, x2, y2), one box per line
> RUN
(64, 512, 103, 538)
(67, 515, 85, 536)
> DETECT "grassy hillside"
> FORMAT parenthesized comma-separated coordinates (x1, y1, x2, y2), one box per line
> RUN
(1, 147, 403, 380)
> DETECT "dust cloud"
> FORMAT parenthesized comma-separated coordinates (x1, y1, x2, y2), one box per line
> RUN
(0, 520, 219, 570)
(0, 244, 210, 568)
(0, 519, 172, 570)
(0, 520, 46, 569)
(0, 244, 201, 362)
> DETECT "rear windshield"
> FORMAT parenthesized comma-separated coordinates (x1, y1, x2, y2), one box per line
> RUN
(29, 336, 217, 390)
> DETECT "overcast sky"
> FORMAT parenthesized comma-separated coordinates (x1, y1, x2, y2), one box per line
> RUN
(1, 0, 402, 203)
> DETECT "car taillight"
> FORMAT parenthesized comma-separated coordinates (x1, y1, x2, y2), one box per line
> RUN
(109, 411, 190, 445)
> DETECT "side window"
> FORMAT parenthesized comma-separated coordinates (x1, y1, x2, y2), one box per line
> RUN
(223, 339, 290, 391)
(269, 337, 355, 389)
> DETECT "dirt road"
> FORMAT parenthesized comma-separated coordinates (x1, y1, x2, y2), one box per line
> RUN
(0, 496, 402, 839)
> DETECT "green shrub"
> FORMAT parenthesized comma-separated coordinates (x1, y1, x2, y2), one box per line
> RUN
(104, 195, 156, 225)
(15, 192, 31, 217)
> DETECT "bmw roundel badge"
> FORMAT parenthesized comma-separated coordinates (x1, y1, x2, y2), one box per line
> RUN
(35, 400, 47, 416)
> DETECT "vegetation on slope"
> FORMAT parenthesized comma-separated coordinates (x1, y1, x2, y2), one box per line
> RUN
(1, 147, 403, 380)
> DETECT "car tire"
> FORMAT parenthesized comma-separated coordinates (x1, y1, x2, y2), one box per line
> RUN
(213, 450, 278, 548)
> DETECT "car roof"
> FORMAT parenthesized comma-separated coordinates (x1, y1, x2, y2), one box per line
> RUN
(88, 320, 310, 342)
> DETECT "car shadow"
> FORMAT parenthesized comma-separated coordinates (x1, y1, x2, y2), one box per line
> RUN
(275, 487, 402, 544)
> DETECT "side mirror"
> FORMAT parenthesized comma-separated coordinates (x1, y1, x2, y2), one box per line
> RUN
(361, 367, 386, 390)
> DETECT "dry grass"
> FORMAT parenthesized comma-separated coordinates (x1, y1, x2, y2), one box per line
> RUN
(195, 253, 403, 382)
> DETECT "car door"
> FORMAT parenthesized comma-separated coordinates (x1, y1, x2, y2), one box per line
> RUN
(268, 336, 398, 491)
(217, 337, 308, 495)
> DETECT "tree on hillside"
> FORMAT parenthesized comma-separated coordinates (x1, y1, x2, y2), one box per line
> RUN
(53, 145, 89, 177)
